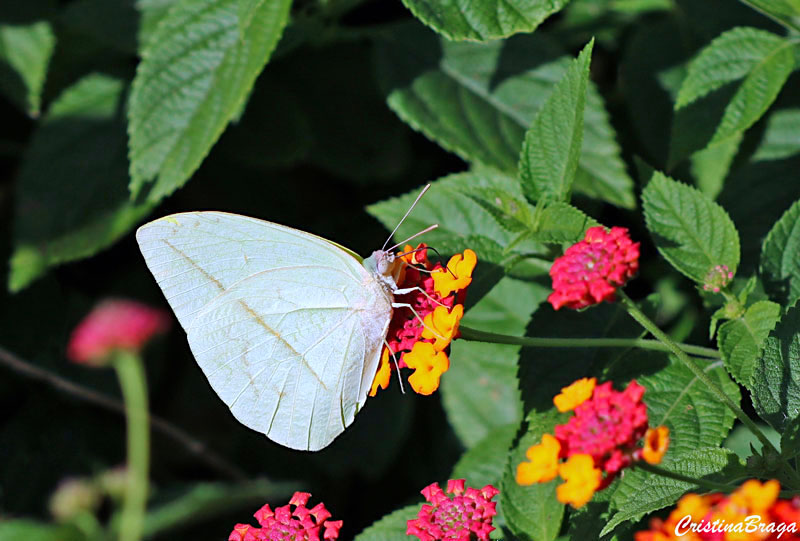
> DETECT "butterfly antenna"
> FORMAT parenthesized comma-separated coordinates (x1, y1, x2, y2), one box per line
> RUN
(386, 224, 438, 252)
(381, 184, 431, 251)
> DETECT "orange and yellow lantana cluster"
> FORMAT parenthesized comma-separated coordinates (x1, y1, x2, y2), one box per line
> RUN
(517, 378, 669, 508)
(370, 245, 477, 397)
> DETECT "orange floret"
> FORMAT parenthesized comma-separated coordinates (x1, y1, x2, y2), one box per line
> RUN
(642, 426, 670, 464)
(421, 305, 464, 351)
(556, 454, 602, 508)
(404, 342, 450, 395)
(370, 348, 392, 397)
(432, 249, 477, 297)
(730, 479, 780, 514)
(516, 434, 561, 485)
(553, 377, 597, 412)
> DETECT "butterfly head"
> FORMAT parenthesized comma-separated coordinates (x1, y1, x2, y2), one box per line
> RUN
(364, 250, 403, 291)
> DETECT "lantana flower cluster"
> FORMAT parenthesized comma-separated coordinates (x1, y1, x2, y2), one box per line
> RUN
(517, 378, 669, 508)
(407, 479, 499, 541)
(67, 299, 171, 366)
(548, 226, 639, 310)
(229, 492, 342, 541)
(635, 480, 800, 540)
(371, 244, 477, 396)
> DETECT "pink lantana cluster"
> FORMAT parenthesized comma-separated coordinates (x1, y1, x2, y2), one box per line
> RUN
(229, 492, 342, 541)
(548, 226, 639, 310)
(67, 299, 171, 366)
(703, 264, 734, 293)
(407, 479, 499, 541)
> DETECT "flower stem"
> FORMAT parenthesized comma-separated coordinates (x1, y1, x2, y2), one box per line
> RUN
(618, 291, 800, 487)
(635, 462, 739, 493)
(113, 350, 150, 541)
(458, 325, 721, 359)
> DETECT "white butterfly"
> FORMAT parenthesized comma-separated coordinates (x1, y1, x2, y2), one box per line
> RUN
(136, 187, 435, 451)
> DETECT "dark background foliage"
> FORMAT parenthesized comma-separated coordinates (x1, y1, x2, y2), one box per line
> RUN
(1, 0, 799, 539)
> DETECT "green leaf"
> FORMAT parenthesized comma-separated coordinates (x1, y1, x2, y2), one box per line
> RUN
(676, 27, 789, 109)
(354, 504, 419, 541)
(690, 132, 742, 200)
(443, 278, 549, 446)
(0, 521, 85, 541)
(642, 170, 741, 284)
(519, 301, 646, 415)
(451, 424, 516, 486)
(520, 40, 593, 204)
(0, 20, 55, 116)
(752, 304, 800, 431)
(718, 300, 781, 389)
(463, 188, 538, 233)
(724, 422, 780, 459)
(9, 74, 155, 292)
(709, 39, 794, 146)
(632, 356, 739, 459)
(740, 0, 800, 30)
(761, 199, 800, 306)
(753, 109, 800, 161)
(143, 480, 298, 537)
(781, 416, 800, 459)
(534, 202, 600, 244)
(375, 25, 635, 208)
(602, 449, 745, 535)
(400, 0, 570, 41)
(500, 410, 565, 541)
(127, 0, 291, 202)
(367, 169, 534, 264)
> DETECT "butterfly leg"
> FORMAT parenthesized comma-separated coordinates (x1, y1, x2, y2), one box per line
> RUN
(393, 286, 448, 307)
(391, 302, 447, 341)
(383, 341, 405, 394)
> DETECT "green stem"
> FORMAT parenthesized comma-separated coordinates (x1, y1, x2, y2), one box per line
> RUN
(636, 462, 739, 493)
(113, 350, 150, 541)
(618, 291, 800, 488)
(458, 325, 721, 359)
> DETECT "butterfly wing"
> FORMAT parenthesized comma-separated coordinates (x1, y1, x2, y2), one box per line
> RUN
(136, 212, 392, 450)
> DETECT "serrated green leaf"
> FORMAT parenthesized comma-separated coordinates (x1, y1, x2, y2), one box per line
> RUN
(400, 0, 570, 41)
(0, 20, 55, 116)
(642, 170, 741, 284)
(375, 25, 635, 208)
(752, 305, 800, 431)
(367, 169, 533, 264)
(753, 108, 800, 161)
(127, 0, 291, 202)
(709, 39, 794, 146)
(718, 300, 781, 389)
(602, 449, 745, 535)
(520, 40, 593, 204)
(452, 424, 516, 485)
(0, 521, 85, 541)
(500, 410, 565, 541)
(463, 188, 537, 233)
(634, 356, 739, 458)
(761, 199, 800, 306)
(690, 132, 742, 200)
(443, 278, 548, 446)
(781, 416, 800, 459)
(9, 74, 155, 293)
(137, 0, 180, 49)
(740, 0, 800, 30)
(535, 202, 599, 244)
(676, 27, 788, 109)
(353, 504, 419, 541)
